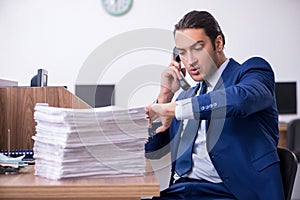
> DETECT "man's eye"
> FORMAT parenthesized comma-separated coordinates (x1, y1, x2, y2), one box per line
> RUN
(178, 51, 186, 56)
(193, 46, 203, 51)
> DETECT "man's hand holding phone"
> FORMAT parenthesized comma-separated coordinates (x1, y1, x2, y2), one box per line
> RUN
(173, 47, 191, 91)
(157, 60, 183, 103)
(157, 54, 190, 103)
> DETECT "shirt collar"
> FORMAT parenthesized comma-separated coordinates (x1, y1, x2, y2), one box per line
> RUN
(205, 58, 229, 90)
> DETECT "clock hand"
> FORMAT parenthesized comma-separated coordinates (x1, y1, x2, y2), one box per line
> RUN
(114, 0, 117, 11)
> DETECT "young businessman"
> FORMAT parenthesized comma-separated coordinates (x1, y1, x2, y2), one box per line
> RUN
(145, 10, 285, 200)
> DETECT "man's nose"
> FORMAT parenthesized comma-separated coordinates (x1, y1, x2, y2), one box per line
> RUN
(186, 52, 197, 66)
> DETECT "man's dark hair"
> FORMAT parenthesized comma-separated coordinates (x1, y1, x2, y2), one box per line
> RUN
(174, 10, 225, 50)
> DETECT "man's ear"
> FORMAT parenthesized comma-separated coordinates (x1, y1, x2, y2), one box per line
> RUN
(215, 35, 224, 52)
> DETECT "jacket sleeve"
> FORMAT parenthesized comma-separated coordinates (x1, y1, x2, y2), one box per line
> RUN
(144, 131, 170, 159)
(191, 57, 276, 120)
(144, 121, 170, 159)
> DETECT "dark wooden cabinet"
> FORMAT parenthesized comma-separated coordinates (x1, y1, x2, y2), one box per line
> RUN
(0, 87, 90, 150)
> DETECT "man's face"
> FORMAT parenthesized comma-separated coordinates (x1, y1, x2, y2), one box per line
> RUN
(174, 28, 219, 82)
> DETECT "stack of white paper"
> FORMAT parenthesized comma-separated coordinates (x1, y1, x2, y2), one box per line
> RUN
(32, 104, 149, 180)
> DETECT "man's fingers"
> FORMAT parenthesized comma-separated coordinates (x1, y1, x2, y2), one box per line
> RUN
(180, 67, 187, 77)
(156, 125, 168, 133)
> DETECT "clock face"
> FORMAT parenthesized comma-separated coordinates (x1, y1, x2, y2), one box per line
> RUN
(102, 0, 133, 16)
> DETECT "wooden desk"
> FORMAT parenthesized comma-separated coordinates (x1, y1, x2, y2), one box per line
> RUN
(0, 166, 160, 200)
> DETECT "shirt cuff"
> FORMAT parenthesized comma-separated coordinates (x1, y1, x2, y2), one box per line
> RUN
(175, 98, 194, 120)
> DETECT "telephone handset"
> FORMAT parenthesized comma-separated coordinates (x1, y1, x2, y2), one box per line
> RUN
(173, 47, 191, 91)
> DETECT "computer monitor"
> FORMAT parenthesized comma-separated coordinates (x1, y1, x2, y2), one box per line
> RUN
(75, 84, 115, 108)
(31, 69, 48, 87)
(275, 82, 297, 114)
(0, 79, 18, 87)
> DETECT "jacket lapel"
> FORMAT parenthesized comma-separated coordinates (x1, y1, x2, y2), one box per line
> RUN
(214, 58, 240, 91)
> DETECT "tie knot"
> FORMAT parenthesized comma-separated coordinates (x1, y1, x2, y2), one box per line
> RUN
(200, 81, 207, 95)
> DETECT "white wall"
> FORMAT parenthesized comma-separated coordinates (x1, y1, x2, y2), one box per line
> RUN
(0, 0, 300, 121)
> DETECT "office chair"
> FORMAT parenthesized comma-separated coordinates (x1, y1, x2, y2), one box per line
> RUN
(286, 119, 300, 162)
(277, 147, 298, 200)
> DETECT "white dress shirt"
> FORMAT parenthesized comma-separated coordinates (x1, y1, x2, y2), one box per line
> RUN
(174, 59, 229, 183)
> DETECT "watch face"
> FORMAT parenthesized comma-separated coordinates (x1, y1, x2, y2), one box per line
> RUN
(102, 0, 133, 16)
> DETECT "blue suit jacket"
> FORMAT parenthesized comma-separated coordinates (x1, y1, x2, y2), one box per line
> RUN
(145, 57, 285, 200)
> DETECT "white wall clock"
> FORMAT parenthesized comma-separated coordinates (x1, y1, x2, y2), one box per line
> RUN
(102, 0, 133, 16)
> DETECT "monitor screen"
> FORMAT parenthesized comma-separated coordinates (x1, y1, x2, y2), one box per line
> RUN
(31, 69, 48, 87)
(275, 82, 297, 114)
(75, 84, 115, 108)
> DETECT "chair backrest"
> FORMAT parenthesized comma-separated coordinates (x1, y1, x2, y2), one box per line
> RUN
(277, 147, 298, 200)
(287, 119, 300, 161)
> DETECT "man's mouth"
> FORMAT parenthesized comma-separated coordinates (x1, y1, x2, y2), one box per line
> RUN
(189, 67, 200, 75)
